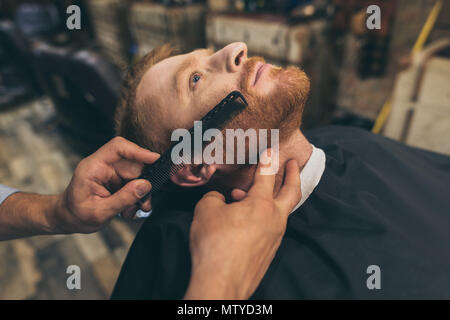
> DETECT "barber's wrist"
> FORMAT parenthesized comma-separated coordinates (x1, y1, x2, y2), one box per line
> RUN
(45, 192, 75, 235)
(184, 263, 246, 300)
(184, 273, 237, 300)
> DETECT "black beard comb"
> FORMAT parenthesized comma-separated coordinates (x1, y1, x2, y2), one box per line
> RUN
(137, 90, 248, 207)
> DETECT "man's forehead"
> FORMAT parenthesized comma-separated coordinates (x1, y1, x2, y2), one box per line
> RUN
(138, 48, 213, 103)
(147, 48, 213, 76)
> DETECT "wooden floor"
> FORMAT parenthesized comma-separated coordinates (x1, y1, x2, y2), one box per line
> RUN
(0, 98, 142, 299)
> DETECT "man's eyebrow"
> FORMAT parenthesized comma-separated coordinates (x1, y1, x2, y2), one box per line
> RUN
(197, 48, 214, 56)
(173, 49, 214, 97)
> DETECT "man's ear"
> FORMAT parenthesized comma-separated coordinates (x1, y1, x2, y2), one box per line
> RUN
(170, 164, 217, 187)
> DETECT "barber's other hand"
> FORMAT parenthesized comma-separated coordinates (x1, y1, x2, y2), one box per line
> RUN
(184, 151, 301, 300)
(53, 137, 159, 234)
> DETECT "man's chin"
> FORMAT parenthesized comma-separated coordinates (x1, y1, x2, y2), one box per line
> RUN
(281, 66, 309, 89)
(253, 80, 278, 96)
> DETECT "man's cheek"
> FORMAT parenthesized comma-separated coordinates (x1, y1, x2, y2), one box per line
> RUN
(200, 84, 233, 110)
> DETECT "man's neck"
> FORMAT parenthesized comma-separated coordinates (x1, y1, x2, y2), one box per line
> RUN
(211, 129, 312, 198)
(273, 129, 312, 195)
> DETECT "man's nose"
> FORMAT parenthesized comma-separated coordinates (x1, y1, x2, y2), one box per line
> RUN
(212, 42, 248, 73)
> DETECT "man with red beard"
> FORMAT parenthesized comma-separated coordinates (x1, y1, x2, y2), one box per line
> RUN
(115, 42, 311, 206)
(112, 43, 450, 299)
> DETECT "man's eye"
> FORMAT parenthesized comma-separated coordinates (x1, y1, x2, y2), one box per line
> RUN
(192, 74, 201, 84)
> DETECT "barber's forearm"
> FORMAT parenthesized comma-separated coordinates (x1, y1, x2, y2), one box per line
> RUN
(0, 192, 61, 241)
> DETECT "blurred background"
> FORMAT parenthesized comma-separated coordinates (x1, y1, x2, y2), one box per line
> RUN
(0, 0, 448, 299)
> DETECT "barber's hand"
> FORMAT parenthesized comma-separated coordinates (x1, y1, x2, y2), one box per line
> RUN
(184, 151, 301, 300)
(53, 137, 159, 234)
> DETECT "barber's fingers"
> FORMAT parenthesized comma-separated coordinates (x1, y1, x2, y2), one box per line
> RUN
(247, 149, 276, 198)
(98, 137, 160, 165)
(231, 188, 247, 201)
(195, 190, 226, 214)
(275, 159, 301, 217)
(90, 157, 150, 192)
(100, 179, 151, 216)
(201, 190, 226, 203)
(121, 197, 152, 220)
(121, 205, 139, 220)
(140, 198, 152, 212)
(113, 159, 145, 181)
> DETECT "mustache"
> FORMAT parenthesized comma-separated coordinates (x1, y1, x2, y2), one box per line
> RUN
(239, 56, 265, 91)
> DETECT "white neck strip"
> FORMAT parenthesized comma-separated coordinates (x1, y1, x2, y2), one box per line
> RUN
(290, 144, 326, 213)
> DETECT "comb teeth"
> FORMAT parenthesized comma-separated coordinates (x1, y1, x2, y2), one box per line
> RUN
(137, 91, 248, 206)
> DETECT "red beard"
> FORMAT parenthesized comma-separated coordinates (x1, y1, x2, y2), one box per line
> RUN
(224, 56, 311, 142)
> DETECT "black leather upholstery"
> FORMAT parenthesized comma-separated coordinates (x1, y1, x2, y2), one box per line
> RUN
(33, 42, 122, 154)
(0, 20, 42, 94)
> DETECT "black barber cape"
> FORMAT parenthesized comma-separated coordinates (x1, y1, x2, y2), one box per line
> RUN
(112, 126, 450, 299)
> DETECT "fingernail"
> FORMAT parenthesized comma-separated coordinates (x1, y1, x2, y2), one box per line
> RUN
(260, 149, 272, 167)
(136, 182, 151, 198)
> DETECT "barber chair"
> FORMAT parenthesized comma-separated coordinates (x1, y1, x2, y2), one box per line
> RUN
(0, 20, 42, 106)
(14, 3, 61, 37)
(33, 42, 122, 155)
